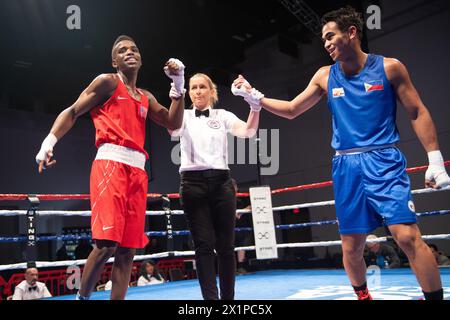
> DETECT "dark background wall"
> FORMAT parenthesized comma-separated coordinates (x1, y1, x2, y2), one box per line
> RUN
(0, 0, 449, 264)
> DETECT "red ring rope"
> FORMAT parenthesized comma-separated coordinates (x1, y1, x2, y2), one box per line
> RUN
(0, 161, 448, 201)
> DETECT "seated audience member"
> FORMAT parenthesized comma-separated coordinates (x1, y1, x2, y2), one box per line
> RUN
(74, 239, 94, 260)
(56, 244, 70, 261)
(137, 260, 165, 286)
(428, 244, 450, 266)
(365, 234, 402, 268)
(12, 266, 52, 300)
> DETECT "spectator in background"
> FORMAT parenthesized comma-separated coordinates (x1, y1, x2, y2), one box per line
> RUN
(428, 244, 450, 266)
(365, 234, 402, 269)
(144, 238, 163, 255)
(12, 266, 52, 300)
(74, 239, 94, 260)
(137, 260, 165, 286)
(56, 244, 70, 261)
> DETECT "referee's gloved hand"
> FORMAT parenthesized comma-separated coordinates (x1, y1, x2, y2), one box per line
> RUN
(425, 150, 450, 189)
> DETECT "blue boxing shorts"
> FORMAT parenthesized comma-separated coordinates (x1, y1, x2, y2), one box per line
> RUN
(332, 146, 417, 235)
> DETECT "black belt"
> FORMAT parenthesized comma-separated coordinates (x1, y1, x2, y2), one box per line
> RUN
(181, 169, 230, 179)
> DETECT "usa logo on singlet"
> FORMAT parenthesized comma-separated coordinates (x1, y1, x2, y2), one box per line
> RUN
(364, 80, 384, 92)
(139, 105, 147, 119)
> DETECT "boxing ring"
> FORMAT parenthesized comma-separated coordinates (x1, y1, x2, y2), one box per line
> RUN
(0, 161, 449, 300)
(47, 269, 450, 300)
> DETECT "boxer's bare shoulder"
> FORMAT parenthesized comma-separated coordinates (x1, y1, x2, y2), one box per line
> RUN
(313, 65, 332, 93)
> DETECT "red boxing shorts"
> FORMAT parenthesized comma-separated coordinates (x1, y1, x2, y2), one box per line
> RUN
(90, 158, 149, 249)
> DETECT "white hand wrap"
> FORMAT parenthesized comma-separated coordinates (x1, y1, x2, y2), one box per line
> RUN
(169, 83, 183, 99)
(231, 81, 264, 112)
(35, 133, 57, 165)
(425, 150, 450, 188)
(248, 97, 262, 112)
(164, 58, 186, 99)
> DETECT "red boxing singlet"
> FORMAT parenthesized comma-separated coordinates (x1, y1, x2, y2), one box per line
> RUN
(90, 76, 150, 158)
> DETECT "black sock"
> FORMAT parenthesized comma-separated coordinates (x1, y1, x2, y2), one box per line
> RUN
(353, 282, 368, 292)
(423, 288, 444, 300)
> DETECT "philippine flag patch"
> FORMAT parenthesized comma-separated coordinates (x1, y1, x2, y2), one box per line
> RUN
(332, 87, 345, 98)
(364, 80, 384, 92)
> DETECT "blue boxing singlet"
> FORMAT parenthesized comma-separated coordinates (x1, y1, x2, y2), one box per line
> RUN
(327, 54, 400, 150)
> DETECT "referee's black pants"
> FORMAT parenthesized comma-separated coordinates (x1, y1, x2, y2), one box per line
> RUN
(180, 170, 236, 300)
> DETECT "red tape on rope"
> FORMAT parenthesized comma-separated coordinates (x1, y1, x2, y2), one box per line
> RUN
(0, 161, 448, 201)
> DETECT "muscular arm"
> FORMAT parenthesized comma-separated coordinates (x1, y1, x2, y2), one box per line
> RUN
(36, 74, 117, 173)
(386, 58, 439, 152)
(49, 74, 117, 139)
(145, 91, 184, 131)
(260, 67, 328, 120)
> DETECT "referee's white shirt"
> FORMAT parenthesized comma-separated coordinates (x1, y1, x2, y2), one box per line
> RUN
(170, 107, 239, 173)
(12, 280, 52, 300)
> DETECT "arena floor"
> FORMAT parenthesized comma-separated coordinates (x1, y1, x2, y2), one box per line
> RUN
(50, 267, 450, 300)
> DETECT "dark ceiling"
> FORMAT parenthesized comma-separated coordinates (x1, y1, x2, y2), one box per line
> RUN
(0, 0, 364, 114)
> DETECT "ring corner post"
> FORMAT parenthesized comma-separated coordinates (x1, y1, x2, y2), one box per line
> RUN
(26, 194, 40, 266)
(161, 195, 174, 257)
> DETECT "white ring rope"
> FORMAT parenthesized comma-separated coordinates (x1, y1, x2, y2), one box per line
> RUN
(0, 187, 447, 271)
(0, 234, 449, 271)
(227, 234, 450, 251)
(1, 187, 448, 217)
